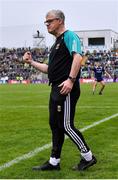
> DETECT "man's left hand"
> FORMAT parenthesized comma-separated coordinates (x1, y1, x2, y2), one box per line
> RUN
(58, 79, 74, 95)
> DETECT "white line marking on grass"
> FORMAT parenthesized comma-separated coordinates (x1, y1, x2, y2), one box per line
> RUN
(80, 113, 118, 132)
(0, 113, 118, 171)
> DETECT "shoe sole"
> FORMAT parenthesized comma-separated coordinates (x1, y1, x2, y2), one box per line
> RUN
(32, 166, 60, 171)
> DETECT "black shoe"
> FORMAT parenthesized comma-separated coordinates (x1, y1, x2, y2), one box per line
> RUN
(32, 161, 60, 171)
(72, 155, 97, 171)
(99, 92, 102, 95)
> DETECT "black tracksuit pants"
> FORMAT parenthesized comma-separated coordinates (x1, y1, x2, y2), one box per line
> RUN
(49, 81, 90, 159)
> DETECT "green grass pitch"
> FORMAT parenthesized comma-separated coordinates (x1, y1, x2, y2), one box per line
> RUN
(0, 83, 118, 179)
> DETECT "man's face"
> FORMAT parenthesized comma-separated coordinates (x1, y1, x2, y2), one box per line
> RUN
(44, 14, 61, 35)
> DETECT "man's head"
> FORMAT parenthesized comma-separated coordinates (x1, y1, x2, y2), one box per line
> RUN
(95, 62, 101, 67)
(44, 10, 65, 36)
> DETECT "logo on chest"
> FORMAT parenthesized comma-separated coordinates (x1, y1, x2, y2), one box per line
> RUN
(55, 43, 60, 49)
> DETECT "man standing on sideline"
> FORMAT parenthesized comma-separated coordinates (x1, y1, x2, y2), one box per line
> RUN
(23, 9, 97, 171)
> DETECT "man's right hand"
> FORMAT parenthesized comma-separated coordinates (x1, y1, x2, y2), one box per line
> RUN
(23, 51, 33, 64)
(22, 51, 48, 73)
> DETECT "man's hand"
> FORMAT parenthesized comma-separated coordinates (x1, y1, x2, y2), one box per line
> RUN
(23, 51, 48, 73)
(58, 79, 74, 95)
(23, 51, 33, 64)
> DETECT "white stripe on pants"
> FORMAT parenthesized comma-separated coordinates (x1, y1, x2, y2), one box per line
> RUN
(64, 93, 88, 152)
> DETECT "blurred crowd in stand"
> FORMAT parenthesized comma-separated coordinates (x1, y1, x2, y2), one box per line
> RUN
(0, 47, 49, 82)
(81, 50, 118, 81)
(0, 47, 118, 83)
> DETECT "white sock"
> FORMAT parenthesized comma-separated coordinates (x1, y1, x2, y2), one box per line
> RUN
(81, 150, 92, 161)
(49, 157, 60, 166)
